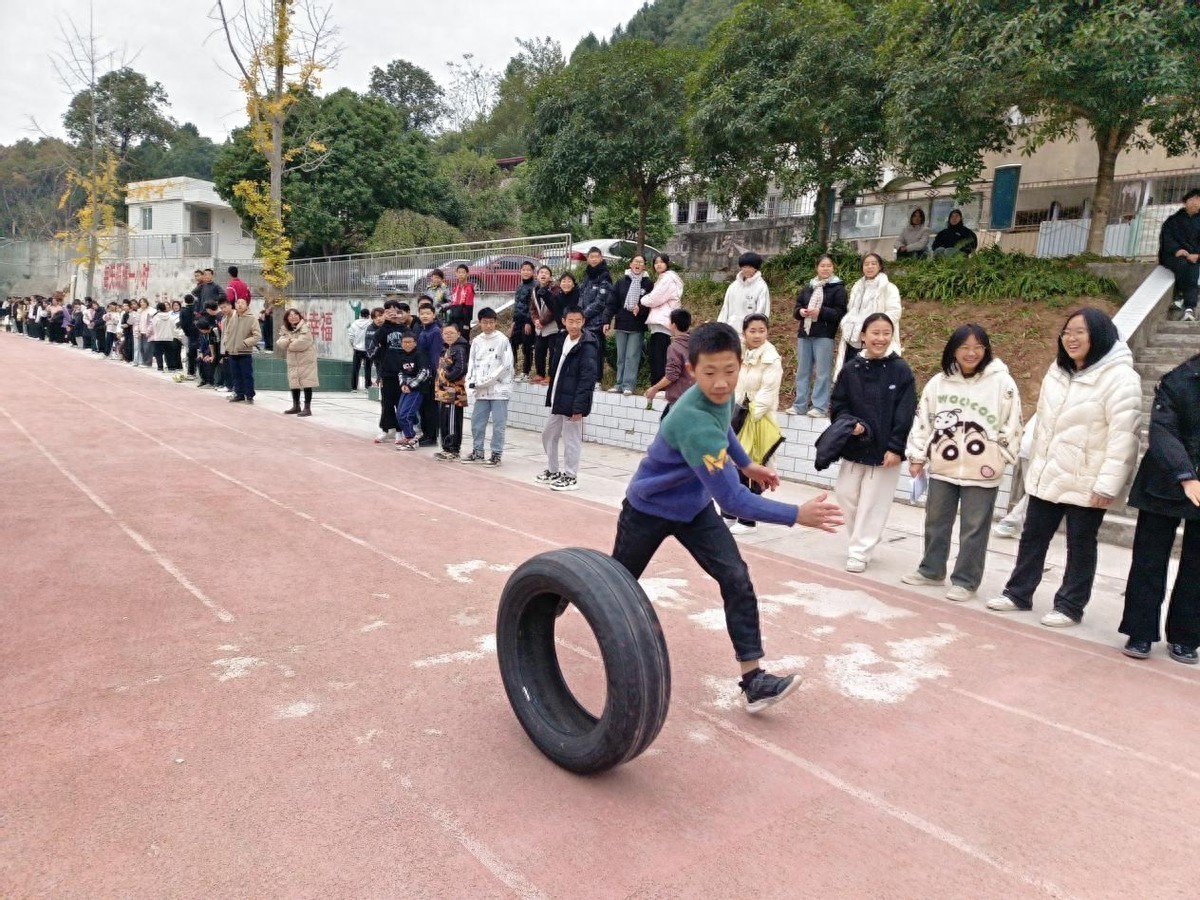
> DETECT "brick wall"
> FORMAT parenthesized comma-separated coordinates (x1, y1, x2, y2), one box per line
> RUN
(468, 382, 1016, 513)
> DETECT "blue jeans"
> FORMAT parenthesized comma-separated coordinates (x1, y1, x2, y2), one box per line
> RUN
(471, 397, 508, 455)
(613, 330, 643, 392)
(397, 389, 423, 439)
(795, 336, 833, 412)
(228, 354, 255, 399)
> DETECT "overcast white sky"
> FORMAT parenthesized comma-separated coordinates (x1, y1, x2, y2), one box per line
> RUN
(0, 0, 648, 145)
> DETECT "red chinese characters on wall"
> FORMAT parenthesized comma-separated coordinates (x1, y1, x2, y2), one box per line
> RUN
(306, 310, 334, 343)
(102, 262, 151, 293)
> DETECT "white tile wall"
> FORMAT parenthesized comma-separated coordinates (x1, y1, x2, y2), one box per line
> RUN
(467, 383, 1017, 511)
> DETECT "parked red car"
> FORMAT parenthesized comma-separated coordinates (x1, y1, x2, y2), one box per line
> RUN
(464, 255, 541, 293)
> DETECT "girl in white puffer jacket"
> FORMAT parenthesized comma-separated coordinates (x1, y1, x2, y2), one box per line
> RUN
(987, 308, 1142, 628)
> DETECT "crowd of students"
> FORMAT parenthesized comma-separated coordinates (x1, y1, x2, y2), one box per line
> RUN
(5, 243, 1198, 684)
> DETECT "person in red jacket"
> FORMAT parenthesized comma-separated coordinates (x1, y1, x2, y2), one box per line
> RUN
(449, 263, 475, 339)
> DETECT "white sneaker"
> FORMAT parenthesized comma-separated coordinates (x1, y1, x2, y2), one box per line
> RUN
(1040, 610, 1078, 628)
(623, 389, 633, 396)
(728, 522, 756, 535)
(1185, 309, 1196, 322)
(945, 585, 974, 602)
(845, 558, 867, 573)
(986, 596, 1021, 612)
(806, 408, 826, 418)
(550, 474, 579, 492)
(992, 520, 1019, 539)
(901, 571, 944, 587)
(374, 430, 395, 444)
(606, 386, 621, 393)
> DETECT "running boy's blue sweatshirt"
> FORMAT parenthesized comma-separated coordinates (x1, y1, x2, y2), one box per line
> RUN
(626, 385, 799, 526)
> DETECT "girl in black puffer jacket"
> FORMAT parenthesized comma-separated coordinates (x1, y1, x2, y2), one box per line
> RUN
(828, 312, 916, 573)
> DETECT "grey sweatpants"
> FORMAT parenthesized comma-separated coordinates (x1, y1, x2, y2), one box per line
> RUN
(542, 413, 583, 476)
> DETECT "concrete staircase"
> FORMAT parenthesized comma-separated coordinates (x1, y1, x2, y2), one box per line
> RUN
(1101, 319, 1198, 546)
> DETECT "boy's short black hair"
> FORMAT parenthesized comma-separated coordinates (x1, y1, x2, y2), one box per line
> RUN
(204, 267, 215, 275)
(455, 263, 469, 273)
(688, 322, 742, 366)
(477, 306, 497, 320)
(431, 269, 444, 279)
(669, 308, 692, 332)
(204, 300, 219, 312)
(742, 312, 769, 331)
(562, 305, 584, 319)
(400, 330, 417, 342)
(396, 301, 410, 313)
(217, 297, 232, 307)
(228, 265, 239, 277)
(197, 318, 213, 331)
(443, 320, 462, 333)
(417, 301, 434, 311)
(1183, 188, 1200, 202)
(383, 299, 402, 311)
(371, 306, 385, 316)
(737, 251, 763, 270)
(520, 260, 535, 270)
(360, 308, 370, 318)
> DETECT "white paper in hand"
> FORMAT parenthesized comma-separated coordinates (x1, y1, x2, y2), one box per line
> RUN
(911, 470, 929, 502)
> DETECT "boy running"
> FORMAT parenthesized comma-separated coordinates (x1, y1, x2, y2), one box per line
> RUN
(614, 322, 843, 711)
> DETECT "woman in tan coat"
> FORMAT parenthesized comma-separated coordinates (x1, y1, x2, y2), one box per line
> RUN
(276, 308, 319, 417)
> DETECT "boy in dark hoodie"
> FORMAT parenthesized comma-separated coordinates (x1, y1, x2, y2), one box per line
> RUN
(579, 246, 613, 385)
(416, 304, 444, 446)
(395, 331, 431, 450)
(644, 308, 694, 419)
(510, 261, 536, 381)
(434, 321, 470, 460)
(371, 300, 408, 443)
(195, 317, 221, 388)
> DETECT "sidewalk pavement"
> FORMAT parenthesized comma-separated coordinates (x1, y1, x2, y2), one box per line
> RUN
(123, 357, 1144, 654)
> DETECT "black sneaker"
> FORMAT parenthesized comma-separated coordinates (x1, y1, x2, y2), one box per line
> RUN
(1122, 638, 1152, 659)
(483, 453, 502, 467)
(550, 474, 579, 492)
(535, 469, 559, 484)
(228, 395, 246, 403)
(460, 450, 486, 464)
(739, 669, 801, 713)
(1169, 643, 1198, 665)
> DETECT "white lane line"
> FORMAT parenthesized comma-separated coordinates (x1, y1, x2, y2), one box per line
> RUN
(30, 376, 436, 581)
(426, 804, 548, 900)
(0, 404, 235, 624)
(693, 708, 1076, 900)
(949, 686, 1200, 783)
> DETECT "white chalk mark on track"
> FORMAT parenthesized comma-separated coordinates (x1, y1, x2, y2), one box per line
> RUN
(0, 404, 236, 624)
(694, 708, 1076, 899)
(426, 805, 549, 900)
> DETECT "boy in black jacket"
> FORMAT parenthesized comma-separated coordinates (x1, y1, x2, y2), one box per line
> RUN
(195, 318, 221, 388)
(536, 307, 598, 492)
(371, 300, 407, 443)
(434, 321, 470, 460)
(395, 332, 431, 450)
(510, 261, 536, 381)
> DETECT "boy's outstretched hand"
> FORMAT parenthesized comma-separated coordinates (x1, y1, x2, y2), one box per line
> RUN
(742, 463, 780, 491)
(796, 492, 844, 532)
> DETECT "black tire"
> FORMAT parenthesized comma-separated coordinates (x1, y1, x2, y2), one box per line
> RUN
(496, 548, 671, 774)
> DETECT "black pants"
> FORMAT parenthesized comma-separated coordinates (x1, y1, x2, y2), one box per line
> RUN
(647, 332, 670, 385)
(152, 340, 170, 370)
(534, 333, 553, 377)
(186, 332, 199, 375)
(122, 329, 134, 360)
(198, 359, 215, 385)
(1119, 510, 1200, 647)
(1001, 495, 1107, 621)
(352, 350, 373, 390)
(167, 339, 182, 371)
(612, 499, 764, 662)
(1165, 255, 1199, 310)
(511, 323, 534, 376)
(93, 327, 106, 352)
(439, 403, 464, 453)
(419, 386, 438, 442)
(379, 375, 401, 431)
(261, 314, 273, 351)
(587, 327, 606, 383)
(227, 353, 255, 399)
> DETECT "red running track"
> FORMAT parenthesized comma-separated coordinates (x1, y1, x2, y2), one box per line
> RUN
(2, 336, 1197, 898)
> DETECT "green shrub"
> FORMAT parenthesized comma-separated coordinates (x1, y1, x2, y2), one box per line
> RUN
(762, 240, 862, 288)
(889, 248, 1120, 304)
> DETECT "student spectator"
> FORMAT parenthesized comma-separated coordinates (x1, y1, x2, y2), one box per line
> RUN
(580, 247, 615, 384)
(226, 265, 251, 304)
(91, 298, 106, 352)
(536, 307, 598, 492)
(135, 298, 152, 367)
(276, 308, 319, 417)
(425, 269, 452, 323)
(641, 254, 684, 385)
(434, 321, 470, 460)
(394, 332, 431, 451)
(830, 313, 917, 573)
(194, 317, 220, 388)
(363, 306, 384, 383)
(931, 209, 978, 257)
(149, 301, 175, 371)
(372, 300, 407, 443)
(835, 253, 902, 376)
(347, 308, 372, 392)
(104, 302, 120, 356)
(222, 297, 262, 404)
(608, 254, 652, 396)
(722, 313, 784, 535)
(894, 209, 931, 259)
(167, 299, 184, 371)
(198, 267, 226, 309)
(449, 264, 475, 338)
(463, 307, 514, 466)
(530, 265, 563, 385)
(903, 325, 1023, 601)
(614, 321, 843, 711)
(790, 254, 847, 418)
(258, 301, 274, 352)
(1158, 187, 1200, 321)
(510, 261, 536, 382)
(987, 308, 1142, 627)
(645, 308, 693, 419)
(120, 300, 134, 362)
(1119, 351, 1200, 663)
(718, 251, 771, 328)
(415, 304, 444, 447)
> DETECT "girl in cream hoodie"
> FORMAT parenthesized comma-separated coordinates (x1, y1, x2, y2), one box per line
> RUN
(834, 253, 902, 377)
(717, 251, 771, 328)
(903, 325, 1023, 600)
(723, 313, 783, 534)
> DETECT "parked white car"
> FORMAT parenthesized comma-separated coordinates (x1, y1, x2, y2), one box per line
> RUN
(540, 239, 661, 273)
(372, 258, 469, 295)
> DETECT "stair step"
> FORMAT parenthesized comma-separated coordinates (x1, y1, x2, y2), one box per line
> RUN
(1155, 321, 1200, 335)
(1135, 362, 1180, 379)
(1146, 332, 1200, 348)
(1139, 347, 1197, 364)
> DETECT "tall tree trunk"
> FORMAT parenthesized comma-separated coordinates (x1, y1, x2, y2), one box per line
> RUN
(636, 186, 649, 255)
(813, 183, 834, 247)
(1086, 128, 1124, 256)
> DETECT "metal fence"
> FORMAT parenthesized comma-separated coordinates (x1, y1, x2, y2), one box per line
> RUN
(222, 233, 573, 301)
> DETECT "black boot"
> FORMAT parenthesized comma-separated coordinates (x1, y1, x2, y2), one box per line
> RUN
(283, 404, 300, 414)
(297, 402, 312, 418)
